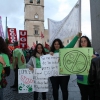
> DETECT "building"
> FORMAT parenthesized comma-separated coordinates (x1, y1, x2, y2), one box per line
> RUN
(24, 0, 79, 47)
(90, 0, 100, 54)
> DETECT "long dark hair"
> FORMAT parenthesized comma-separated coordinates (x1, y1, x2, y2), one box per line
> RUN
(33, 43, 46, 57)
(0, 37, 10, 57)
(50, 38, 64, 52)
(79, 36, 91, 47)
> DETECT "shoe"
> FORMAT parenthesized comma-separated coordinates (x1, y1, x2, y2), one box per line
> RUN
(10, 85, 17, 88)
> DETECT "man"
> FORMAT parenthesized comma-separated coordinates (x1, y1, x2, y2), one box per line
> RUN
(11, 41, 26, 91)
(88, 57, 100, 100)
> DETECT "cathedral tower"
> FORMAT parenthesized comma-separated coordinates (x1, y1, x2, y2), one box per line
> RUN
(24, 0, 44, 47)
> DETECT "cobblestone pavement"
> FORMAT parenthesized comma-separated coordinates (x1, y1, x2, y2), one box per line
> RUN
(3, 70, 81, 100)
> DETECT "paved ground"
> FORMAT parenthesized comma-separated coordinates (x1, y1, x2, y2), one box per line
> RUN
(3, 70, 81, 100)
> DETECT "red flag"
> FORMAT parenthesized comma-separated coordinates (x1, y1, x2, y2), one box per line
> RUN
(8, 28, 17, 43)
(41, 31, 44, 39)
(19, 30, 27, 49)
(45, 42, 50, 50)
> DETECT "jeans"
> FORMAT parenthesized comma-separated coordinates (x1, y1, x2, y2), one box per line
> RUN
(0, 88, 3, 100)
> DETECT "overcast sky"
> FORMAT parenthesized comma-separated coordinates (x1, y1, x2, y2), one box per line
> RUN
(0, 0, 91, 39)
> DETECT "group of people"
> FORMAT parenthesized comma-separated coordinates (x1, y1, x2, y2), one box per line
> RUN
(0, 32, 100, 100)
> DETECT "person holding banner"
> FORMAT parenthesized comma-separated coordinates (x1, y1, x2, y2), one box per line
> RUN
(26, 43, 47, 100)
(0, 37, 10, 100)
(77, 36, 99, 100)
(11, 41, 26, 91)
(50, 32, 82, 100)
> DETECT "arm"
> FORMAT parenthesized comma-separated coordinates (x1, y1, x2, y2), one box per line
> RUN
(13, 57, 18, 69)
(0, 54, 10, 76)
(65, 32, 82, 48)
(26, 57, 34, 68)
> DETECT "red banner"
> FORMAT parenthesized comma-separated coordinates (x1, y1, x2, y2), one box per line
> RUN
(8, 28, 17, 43)
(19, 30, 27, 49)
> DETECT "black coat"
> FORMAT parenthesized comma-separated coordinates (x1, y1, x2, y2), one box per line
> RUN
(88, 56, 100, 85)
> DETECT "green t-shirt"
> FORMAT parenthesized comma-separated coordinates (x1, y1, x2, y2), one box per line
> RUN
(13, 48, 26, 69)
(36, 58, 41, 68)
(77, 75, 89, 85)
(0, 53, 10, 88)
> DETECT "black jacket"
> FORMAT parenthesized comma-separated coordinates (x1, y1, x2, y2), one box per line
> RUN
(88, 57, 100, 85)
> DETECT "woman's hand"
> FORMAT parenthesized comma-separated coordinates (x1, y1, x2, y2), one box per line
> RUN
(29, 66, 34, 70)
(77, 32, 82, 38)
(92, 55, 97, 58)
(0, 56, 6, 67)
(50, 52, 54, 56)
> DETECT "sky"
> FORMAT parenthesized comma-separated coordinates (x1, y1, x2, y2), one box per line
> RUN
(0, 0, 91, 39)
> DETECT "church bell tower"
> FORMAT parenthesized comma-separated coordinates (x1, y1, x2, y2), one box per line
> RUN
(24, 0, 44, 47)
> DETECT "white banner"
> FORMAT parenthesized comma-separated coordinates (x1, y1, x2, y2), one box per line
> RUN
(18, 69, 34, 93)
(48, 0, 81, 45)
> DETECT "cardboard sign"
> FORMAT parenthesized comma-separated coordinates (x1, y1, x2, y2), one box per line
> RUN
(18, 69, 34, 93)
(59, 48, 93, 75)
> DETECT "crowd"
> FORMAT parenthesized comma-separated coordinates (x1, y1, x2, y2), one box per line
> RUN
(0, 32, 100, 100)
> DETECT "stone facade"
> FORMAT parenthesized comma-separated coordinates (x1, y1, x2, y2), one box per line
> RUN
(90, 0, 100, 54)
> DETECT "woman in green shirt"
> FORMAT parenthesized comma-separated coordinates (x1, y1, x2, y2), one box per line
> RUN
(50, 33, 82, 100)
(77, 36, 97, 100)
(27, 43, 47, 100)
(0, 37, 10, 100)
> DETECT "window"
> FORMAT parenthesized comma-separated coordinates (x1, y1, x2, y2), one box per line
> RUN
(36, 41, 38, 44)
(35, 30, 38, 35)
(34, 25, 39, 35)
(30, 0, 33, 3)
(37, 0, 40, 4)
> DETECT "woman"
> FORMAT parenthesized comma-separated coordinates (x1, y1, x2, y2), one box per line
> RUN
(26, 43, 47, 100)
(77, 36, 98, 100)
(50, 33, 82, 100)
(0, 37, 10, 100)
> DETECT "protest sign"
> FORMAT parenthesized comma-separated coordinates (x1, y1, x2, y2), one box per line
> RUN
(40, 53, 59, 77)
(59, 48, 93, 75)
(18, 69, 34, 93)
(34, 68, 48, 92)
(18, 68, 48, 93)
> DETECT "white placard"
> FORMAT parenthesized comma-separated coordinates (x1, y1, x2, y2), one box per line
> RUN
(40, 53, 60, 77)
(34, 68, 48, 92)
(18, 69, 34, 93)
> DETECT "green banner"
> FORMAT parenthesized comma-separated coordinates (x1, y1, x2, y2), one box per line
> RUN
(59, 48, 93, 75)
